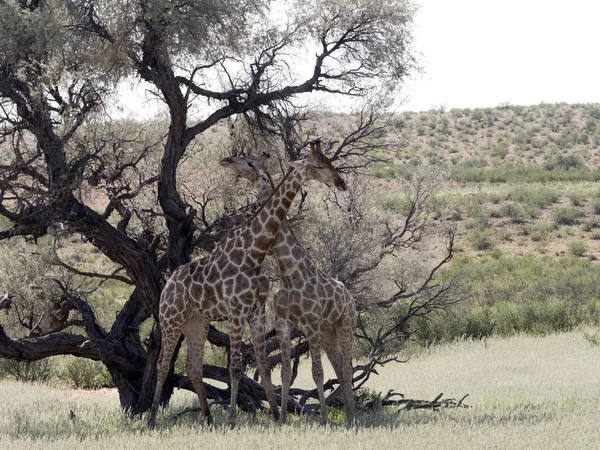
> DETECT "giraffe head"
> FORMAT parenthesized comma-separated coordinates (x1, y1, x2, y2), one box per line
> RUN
(220, 152, 272, 195)
(289, 140, 347, 191)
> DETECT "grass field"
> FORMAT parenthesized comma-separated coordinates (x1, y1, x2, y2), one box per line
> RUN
(1, 331, 599, 449)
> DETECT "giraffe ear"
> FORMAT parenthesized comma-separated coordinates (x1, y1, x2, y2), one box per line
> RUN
(288, 160, 304, 169)
(309, 139, 321, 156)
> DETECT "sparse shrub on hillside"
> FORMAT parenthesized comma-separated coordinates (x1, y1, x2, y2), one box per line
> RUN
(492, 141, 509, 159)
(543, 153, 586, 171)
(464, 215, 490, 230)
(507, 186, 560, 209)
(582, 218, 600, 232)
(568, 192, 585, 207)
(499, 228, 513, 242)
(528, 222, 554, 241)
(500, 203, 527, 223)
(468, 229, 495, 251)
(373, 163, 411, 180)
(590, 198, 600, 215)
(569, 241, 587, 257)
(488, 207, 502, 219)
(553, 207, 584, 226)
(380, 194, 408, 214)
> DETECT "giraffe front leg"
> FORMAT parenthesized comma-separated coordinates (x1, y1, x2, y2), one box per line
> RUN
(147, 322, 182, 429)
(227, 315, 246, 428)
(276, 316, 292, 424)
(250, 305, 280, 422)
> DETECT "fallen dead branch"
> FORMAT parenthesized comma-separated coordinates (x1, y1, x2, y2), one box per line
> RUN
(396, 392, 470, 411)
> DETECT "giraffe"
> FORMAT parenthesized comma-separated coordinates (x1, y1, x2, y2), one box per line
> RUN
(147, 141, 347, 429)
(220, 145, 357, 425)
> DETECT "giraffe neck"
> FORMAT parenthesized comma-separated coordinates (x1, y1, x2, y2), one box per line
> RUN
(253, 173, 313, 276)
(245, 166, 307, 262)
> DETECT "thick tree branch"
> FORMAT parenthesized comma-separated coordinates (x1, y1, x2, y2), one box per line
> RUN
(0, 322, 101, 361)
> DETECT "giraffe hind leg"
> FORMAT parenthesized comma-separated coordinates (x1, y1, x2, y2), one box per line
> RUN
(323, 327, 355, 425)
(183, 316, 212, 425)
(306, 330, 327, 424)
(250, 304, 280, 422)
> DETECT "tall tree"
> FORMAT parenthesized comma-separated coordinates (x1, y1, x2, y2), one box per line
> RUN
(0, 0, 460, 418)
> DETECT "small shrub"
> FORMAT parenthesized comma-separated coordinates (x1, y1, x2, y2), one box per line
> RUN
(582, 219, 600, 232)
(569, 241, 587, 257)
(61, 358, 112, 389)
(591, 198, 600, 214)
(529, 222, 554, 242)
(380, 195, 409, 214)
(464, 307, 495, 339)
(468, 229, 495, 251)
(553, 207, 583, 226)
(507, 186, 559, 209)
(464, 215, 490, 230)
(568, 192, 585, 207)
(0, 359, 55, 383)
(544, 153, 585, 171)
(500, 203, 527, 223)
(499, 228, 513, 242)
(487, 193, 504, 205)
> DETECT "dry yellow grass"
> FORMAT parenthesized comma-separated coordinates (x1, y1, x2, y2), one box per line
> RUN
(1, 332, 599, 449)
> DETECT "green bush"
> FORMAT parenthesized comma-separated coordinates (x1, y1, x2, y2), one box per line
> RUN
(61, 358, 113, 389)
(591, 198, 600, 215)
(569, 241, 587, 257)
(529, 222, 554, 241)
(553, 207, 584, 225)
(408, 298, 586, 345)
(543, 153, 586, 171)
(568, 192, 585, 207)
(500, 203, 527, 223)
(582, 218, 599, 232)
(468, 229, 495, 250)
(507, 186, 559, 209)
(0, 359, 55, 383)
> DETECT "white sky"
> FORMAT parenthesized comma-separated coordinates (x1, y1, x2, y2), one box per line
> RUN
(116, 0, 600, 117)
(400, 0, 600, 112)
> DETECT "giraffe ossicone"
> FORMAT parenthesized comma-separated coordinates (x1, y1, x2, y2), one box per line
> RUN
(220, 142, 357, 425)
(147, 140, 347, 429)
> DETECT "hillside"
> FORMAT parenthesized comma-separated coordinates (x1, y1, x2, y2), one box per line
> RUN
(371, 103, 600, 260)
